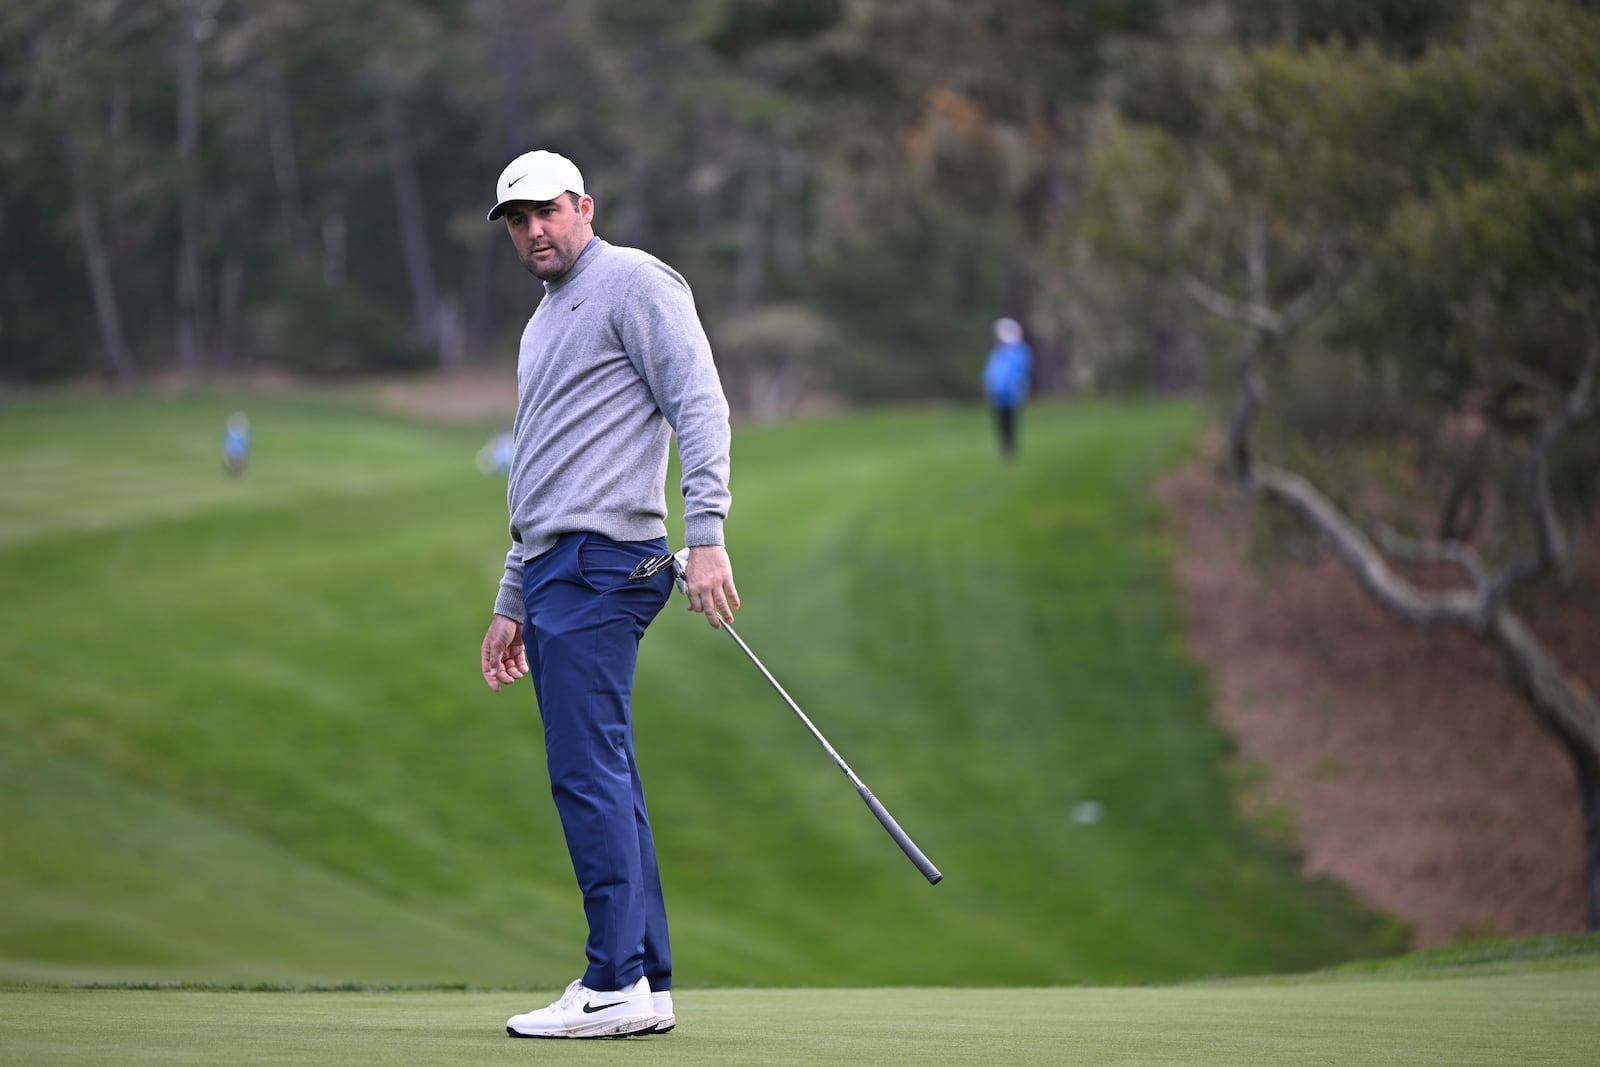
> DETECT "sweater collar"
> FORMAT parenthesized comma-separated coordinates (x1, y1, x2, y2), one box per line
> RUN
(543, 237, 603, 294)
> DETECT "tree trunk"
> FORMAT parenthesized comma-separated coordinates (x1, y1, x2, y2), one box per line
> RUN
(175, 0, 210, 372)
(106, 83, 133, 272)
(613, 142, 656, 252)
(1198, 238, 1600, 931)
(261, 60, 309, 258)
(378, 91, 445, 362)
(65, 135, 135, 384)
(1254, 462, 1600, 927)
(216, 255, 243, 370)
(471, 0, 535, 357)
(772, 144, 808, 282)
(1577, 750, 1600, 929)
(465, 233, 498, 359)
(321, 211, 347, 286)
(1492, 611, 1600, 927)
(733, 151, 772, 312)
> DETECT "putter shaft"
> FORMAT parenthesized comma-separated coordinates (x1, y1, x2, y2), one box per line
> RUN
(673, 558, 943, 885)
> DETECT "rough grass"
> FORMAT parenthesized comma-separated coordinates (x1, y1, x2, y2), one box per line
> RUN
(0, 390, 1403, 990)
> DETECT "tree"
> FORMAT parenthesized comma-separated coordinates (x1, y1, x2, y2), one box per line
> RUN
(2, 0, 168, 381)
(766, 0, 1165, 398)
(1086, 0, 1600, 925)
(1, 0, 1169, 399)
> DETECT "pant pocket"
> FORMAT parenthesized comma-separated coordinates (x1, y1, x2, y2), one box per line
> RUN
(577, 534, 668, 595)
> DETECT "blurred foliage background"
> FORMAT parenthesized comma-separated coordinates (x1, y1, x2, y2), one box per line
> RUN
(6, 0, 1587, 425)
(5, 0, 1598, 658)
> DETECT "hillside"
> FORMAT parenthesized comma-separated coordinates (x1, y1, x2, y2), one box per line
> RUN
(389, 373, 1600, 947)
(0, 390, 1408, 987)
(1161, 457, 1594, 945)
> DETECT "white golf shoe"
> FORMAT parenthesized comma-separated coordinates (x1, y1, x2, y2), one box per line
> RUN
(505, 977, 657, 1039)
(649, 989, 675, 1034)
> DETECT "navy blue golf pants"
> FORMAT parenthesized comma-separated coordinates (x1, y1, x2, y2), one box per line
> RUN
(519, 532, 675, 993)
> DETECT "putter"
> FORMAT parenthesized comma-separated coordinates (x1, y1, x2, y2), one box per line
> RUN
(651, 549, 943, 886)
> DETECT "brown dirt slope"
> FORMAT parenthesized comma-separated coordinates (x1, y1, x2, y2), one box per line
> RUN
(1161, 460, 1592, 948)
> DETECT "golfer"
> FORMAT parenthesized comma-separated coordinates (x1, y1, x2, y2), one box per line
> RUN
(477, 150, 739, 1039)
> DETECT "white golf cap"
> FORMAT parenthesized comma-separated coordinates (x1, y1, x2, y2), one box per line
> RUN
(487, 150, 586, 221)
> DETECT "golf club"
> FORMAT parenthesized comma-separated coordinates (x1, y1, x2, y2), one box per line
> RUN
(652, 549, 943, 886)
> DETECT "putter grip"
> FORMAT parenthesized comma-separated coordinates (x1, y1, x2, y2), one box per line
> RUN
(858, 785, 943, 885)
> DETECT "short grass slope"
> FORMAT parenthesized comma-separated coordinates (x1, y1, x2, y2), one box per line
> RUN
(0, 390, 1404, 988)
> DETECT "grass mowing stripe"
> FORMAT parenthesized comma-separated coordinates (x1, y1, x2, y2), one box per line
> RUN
(3, 964, 1597, 1066)
(0, 392, 496, 546)
(2, 392, 1404, 988)
(0, 737, 544, 987)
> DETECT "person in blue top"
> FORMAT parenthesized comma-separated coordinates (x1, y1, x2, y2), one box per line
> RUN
(982, 317, 1033, 459)
(222, 411, 250, 477)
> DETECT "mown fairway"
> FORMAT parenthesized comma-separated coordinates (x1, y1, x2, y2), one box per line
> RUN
(0, 388, 1402, 992)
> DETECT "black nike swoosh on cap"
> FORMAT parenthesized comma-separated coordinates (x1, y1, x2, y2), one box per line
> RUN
(581, 1000, 626, 1014)
(507, 173, 527, 187)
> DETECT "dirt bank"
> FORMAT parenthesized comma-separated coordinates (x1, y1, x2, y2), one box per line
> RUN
(1161, 460, 1591, 946)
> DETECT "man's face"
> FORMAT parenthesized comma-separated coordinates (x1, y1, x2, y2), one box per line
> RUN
(503, 193, 594, 281)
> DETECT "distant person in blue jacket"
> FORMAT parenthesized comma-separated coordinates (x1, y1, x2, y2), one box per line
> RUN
(222, 412, 250, 477)
(983, 317, 1033, 459)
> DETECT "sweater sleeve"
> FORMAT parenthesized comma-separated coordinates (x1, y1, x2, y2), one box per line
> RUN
(619, 261, 732, 547)
(494, 542, 524, 621)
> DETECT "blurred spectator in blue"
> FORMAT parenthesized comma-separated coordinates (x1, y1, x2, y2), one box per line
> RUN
(223, 412, 251, 477)
(983, 317, 1032, 460)
(476, 431, 515, 476)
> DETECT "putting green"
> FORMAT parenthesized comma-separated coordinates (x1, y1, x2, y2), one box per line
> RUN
(3, 962, 1596, 1066)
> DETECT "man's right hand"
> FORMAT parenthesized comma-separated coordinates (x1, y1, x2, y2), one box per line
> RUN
(684, 543, 740, 630)
(481, 614, 528, 691)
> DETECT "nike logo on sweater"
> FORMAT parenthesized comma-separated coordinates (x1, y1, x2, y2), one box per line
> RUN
(571, 299, 587, 311)
(581, 1000, 625, 1013)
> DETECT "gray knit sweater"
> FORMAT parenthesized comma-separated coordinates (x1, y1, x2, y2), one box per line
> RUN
(493, 238, 731, 621)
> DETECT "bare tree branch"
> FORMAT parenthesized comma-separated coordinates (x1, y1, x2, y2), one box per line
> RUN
(1181, 274, 1285, 333)
(1226, 328, 1268, 483)
(1569, 329, 1599, 421)
(1504, 361, 1565, 399)
(1201, 237, 1600, 769)
(1183, 270, 1338, 336)
(1369, 523, 1488, 586)
(1253, 464, 1486, 626)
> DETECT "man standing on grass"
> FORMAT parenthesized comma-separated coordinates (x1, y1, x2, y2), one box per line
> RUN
(476, 149, 739, 1040)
